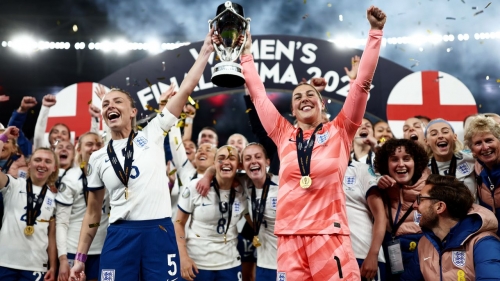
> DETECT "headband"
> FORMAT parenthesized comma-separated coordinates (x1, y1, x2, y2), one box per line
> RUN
(424, 119, 455, 137)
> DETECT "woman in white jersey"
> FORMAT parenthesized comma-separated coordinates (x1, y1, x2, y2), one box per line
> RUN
(424, 119, 476, 196)
(241, 143, 279, 281)
(176, 145, 248, 281)
(55, 132, 109, 281)
(0, 127, 58, 281)
(53, 140, 75, 191)
(69, 29, 216, 281)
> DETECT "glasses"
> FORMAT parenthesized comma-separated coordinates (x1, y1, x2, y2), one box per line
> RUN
(416, 194, 439, 205)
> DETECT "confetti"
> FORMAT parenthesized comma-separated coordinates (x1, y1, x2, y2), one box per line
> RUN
(426, 30, 432, 34)
(461, 0, 465, 3)
(163, 131, 168, 137)
(168, 168, 177, 176)
(213, 120, 217, 125)
(327, 3, 332, 7)
(410, 63, 419, 68)
(227, 146, 233, 157)
(302, 14, 309, 20)
(174, 137, 179, 145)
(162, 61, 166, 71)
(472, 6, 477, 9)
(246, 108, 252, 113)
(80, 162, 86, 169)
(303, 0, 306, 3)
(176, 143, 183, 151)
(326, 31, 331, 38)
(146, 79, 152, 87)
(474, 10, 484, 16)
(485, 2, 492, 9)
(215, 55, 220, 61)
(177, 121, 185, 128)
(195, 101, 199, 109)
(157, 77, 165, 80)
(177, 54, 181, 58)
(196, 234, 200, 237)
(145, 104, 161, 113)
(87, 100, 92, 105)
(187, 96, 196, 105)
(446, 17, 456, 20)
(126, 77, 130, 86)
(180, 113, 187, 119)
(137, 125, 143, 130)
(496, 79, 500, 83)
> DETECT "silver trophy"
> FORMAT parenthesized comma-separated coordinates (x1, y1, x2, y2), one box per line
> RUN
(209, 1, 251, 88)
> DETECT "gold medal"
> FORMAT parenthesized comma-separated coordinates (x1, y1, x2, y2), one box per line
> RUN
(252, 236, 262, 247)
(24, 225, 35, 236)
(300, 176, 312, 189)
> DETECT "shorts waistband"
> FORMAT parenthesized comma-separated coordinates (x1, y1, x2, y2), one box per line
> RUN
(110, 217, 172, 228)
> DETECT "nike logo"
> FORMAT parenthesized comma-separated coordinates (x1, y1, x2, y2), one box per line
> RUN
(424, 257, 431, 261)
(201, 203, 212, 206)
(105, 159, 110, 163)
(19, 191, 26, 194)
(167, 278, 178, 281)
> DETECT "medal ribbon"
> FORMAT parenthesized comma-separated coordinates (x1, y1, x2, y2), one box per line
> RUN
(213, 178, 236, 239)
(296, 124, 323, 179)
(107, 131, 136, 199)
(26, 178, 49, 228)
(1, 155, 18, 173)
(430, 154, 457, 177)
(251, 175, 271, 238)
(80, 167, 89, 206)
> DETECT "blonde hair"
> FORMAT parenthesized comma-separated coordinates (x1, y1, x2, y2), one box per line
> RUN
(464, 115, 500, 148)
(28, 147, 60, 186)
(216, 145, 240, 163)
(425, 119, 463, 158)
(75, 132, 101, 164)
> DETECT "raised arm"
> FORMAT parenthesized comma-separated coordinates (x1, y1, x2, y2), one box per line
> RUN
(240, 32, 291, 139)
(88, 104, 101, 133)
(10, 96, 37, 157)
(165, 29, 214, 118)
(362, 188, 387, 279)
(0, 127, 20, 188)
(34, 94, 57, 149)
(182, 104, 196, 142)
(342, 6, 385, 124)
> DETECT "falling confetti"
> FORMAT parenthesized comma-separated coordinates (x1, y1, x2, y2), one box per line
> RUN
(303, 0, 306, 3)
(177, 54, 181, 58)
(327, 3, 332, 7)
(137, 125, 143, 130)
(496, 79, 500, 83)
(195, 101, 199, 109)
(180, 113, 187, 119)
(145, 104, 161, 113)
(472, 6, 477, 9)
(474, 10, 484, 16)
(485, 2, 492, 9)
(177, 121, 185, 128)
(410, 63, 419, 68)
(187, 96, 196, 105)
(126, 77, 130, 86)
(246, 108, 252, 113)
(215, 55, 220, 61)
(168, 169, 177, 176)
(87, 100, 92, 105)
(302, 14, 309, 19)
(162, 61, 166, 71)
(163, 131, 168, 137)
(426, 30, 432, 34)
(461, 0, 465, 3)
(446, 17, 456, 20)
(213, 120, 217, 125)
(174, 137, 178, 145)
(326, 31, 331, 38)
(146, 79, 152, 87)
(157, 77, 165, 80)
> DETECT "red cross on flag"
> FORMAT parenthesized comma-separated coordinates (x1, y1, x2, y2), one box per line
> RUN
(387, 71, 477, 141)
(46, 82, 109, 141)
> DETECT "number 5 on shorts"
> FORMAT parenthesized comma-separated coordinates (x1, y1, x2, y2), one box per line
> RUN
(168, 254, 177, 276)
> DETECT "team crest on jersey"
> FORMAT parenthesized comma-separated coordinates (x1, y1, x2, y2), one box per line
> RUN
(59, 182, 67, 192)
(278, 272, 286, 281)
(46, 198, 53, 206)
(414, 212, 422, 225)
(316, 132, 329, 145)
(452, 251, 466, 267)
(344, 176, 356, 185)
(18, 170, 27, 179)
(101, 269, 115, 281)
(87, 164, 92, 176)
(134, 136, 148, 148)
(234, 201, 241, 212)
(182, 187, 190, 198)
(271, 197, 277, 209)
(458, 163, 471, 175)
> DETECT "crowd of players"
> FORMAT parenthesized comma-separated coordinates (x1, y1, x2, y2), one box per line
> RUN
(1, 5, 500, 281)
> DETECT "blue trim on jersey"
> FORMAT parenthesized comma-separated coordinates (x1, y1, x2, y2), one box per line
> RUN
(177, 205, 191, 215)
(55, 199, 72, 206)
(4, 176, 9, 188)
(365, 185, 379, 200)
(182, 158, 189, 168)
(88, 186, 104, 191)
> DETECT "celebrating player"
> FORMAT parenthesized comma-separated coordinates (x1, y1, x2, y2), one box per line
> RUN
(0, 127, 58, 281)
(240, 6, 386, 280)
(69, 28, 216, 281)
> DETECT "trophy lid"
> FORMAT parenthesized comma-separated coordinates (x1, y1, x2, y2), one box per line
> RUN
(216, 2, 244, 17)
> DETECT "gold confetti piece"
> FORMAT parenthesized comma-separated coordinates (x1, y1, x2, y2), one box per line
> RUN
(177, 121, 185, 128)
(145, 104, 161, 113)
(38, 218, 55, 222)
(379, 137, 386, 143)
(327, 3, 332, 7)
(157, 77, 165, 80)
(399, 47, 406, 52)
(168, 168, 177, 176)
(213, 120, 217, 125)
(215, 55, 220, 61)
(227, 146, 233, 157)
(31, 110, 35, 114)
(446, 17, 456, 20)
(180, 113, 187, 119)
(303, 0, 306, 3)
(195, 101, 199, 109)
(326, 32, 331, 38)
(187, 96, 196, 105)
(80, 162, 86, 169)
(474, 10, 484, 16)
(174, 137, 179, 145)
(175, 220, 181, 223)
(196, 234, 200, 237)
(409, 58, 419, 62)
(163, 131, 168, 137)
(246, 108, 252, 113)
(137, 125, 143, 130)
(177, 54, 181, 58)
(87, 100, 92, 105)
(485, 2, 492, 9)
(496, 79, 500, 83)
(146, 78, 152, 87)
(176, 143, 183, 151)
(426, 30, 432, 34)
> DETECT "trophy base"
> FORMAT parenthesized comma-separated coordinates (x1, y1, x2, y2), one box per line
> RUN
(211, 61, 245, 88)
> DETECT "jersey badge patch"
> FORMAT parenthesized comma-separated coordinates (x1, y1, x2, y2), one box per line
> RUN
(134, 136, 148, 148)
(458, 163, 471, 175)
(101, 269, 115, 281)
(234, 201, 240, 212)
(278, 272, 286, 281)
(271, 197, 277, 209)
(414, 212, 422, 225)
(344, 176, 356, 185)
(87, 164, 92, 176)
(316, 131, 329, 145)
(46, 198, 53, 206)
(59, 183, 67, 192)
(182, 187, 190, 198)
(18, 170, 27, 179)
(452, 251, 466, 267)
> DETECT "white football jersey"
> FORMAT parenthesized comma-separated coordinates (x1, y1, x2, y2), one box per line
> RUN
(55, 167, 110, 255)
(245, 174, 279, 270)
(343, 161, 385, 263)
(0, 176, 56, 272)
(427, 150, 476, 197)
(177, 178, 248, 270)
(87, 109, 177, 223)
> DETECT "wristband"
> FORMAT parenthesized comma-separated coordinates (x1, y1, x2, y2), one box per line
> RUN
(168, 181, 174, 190)
(185, 117, 193, 124)
(75, 252, 87, 263)
(0, 134, 8, 144)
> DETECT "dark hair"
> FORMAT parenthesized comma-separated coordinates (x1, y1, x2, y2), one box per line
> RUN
(414, 115, 431, 124)
(200, 126, 217, 135)
(49, 123, 71, 137)
(374, 138, 428, 184)
(425, 174, 474, 220)
(373, 120, 388, 127)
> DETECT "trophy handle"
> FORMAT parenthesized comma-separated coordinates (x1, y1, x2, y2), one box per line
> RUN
(233, 19, 251, 60)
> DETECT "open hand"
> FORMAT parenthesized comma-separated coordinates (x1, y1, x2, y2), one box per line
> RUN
(344, 55, 361, 80)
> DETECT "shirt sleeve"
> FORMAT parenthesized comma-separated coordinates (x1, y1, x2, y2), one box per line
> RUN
(473, 236, 500, 280)
(169, 125, 189, 169)
(55, 203, 71, 257)
(1, 175, 21, 198)
(143, 107, 178, 147)
(177, 179, 198, 214)
(33, 105, 51, 149)
(8, 111, 32, 157)
(400, 248, 424, 281)
(338, 30, 383, 139)
(87, 153, 104, 190)
(55, 175, 78, 206)
(358, 163, 379, 199)
(241, 54, 294, 147)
